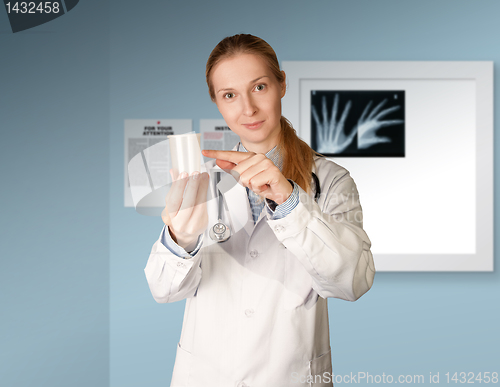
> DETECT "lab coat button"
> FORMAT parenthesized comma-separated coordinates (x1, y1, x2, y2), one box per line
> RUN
(249, 250, 258, 258)
(274, 225, 285, 233)
(245, 309, 254, 317)
(176, 262, 185, 268)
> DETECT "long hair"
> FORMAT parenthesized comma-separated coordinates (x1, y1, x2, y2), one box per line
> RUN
(206, 34, 323, 196)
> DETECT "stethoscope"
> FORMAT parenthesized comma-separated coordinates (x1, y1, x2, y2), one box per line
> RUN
(209, 171, 232, 242)
(209, 171, 321, 243)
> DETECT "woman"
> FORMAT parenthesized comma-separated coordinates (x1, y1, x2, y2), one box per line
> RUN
(145, 34, 375, 387)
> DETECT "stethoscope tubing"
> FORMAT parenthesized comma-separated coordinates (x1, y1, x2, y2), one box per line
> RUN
(312, 172, 321, 202)
(209, 171, 231, 243)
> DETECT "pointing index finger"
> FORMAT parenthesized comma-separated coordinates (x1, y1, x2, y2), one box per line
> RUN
(202, 150, 251, 164)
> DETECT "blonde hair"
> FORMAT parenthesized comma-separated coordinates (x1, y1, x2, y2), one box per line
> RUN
(206, 34, 323, 196)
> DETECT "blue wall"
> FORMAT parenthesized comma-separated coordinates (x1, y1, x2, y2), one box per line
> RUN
(0, 1, 109, 387)
(1, 0, 499, 386)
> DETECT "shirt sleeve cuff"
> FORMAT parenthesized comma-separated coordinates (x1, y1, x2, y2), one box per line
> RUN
(265, 179, 300, 220)
(160, 225, 204, 259)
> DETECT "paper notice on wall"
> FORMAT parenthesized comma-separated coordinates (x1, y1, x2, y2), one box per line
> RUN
(200, 120, 240, 160)
(124, 119, 192, 207)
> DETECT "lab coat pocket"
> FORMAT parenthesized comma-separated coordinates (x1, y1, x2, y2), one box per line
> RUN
(309, 349, 333, 387)
(170, 343, 192, 387)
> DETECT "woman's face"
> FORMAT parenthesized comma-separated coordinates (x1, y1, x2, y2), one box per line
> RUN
(211, 54, 286, 154)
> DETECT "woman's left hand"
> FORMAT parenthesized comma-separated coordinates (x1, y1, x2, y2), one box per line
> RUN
(202, 149, 293, 205)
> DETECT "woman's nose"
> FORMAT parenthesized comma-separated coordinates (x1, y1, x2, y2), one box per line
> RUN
(242, 95, 257, 116)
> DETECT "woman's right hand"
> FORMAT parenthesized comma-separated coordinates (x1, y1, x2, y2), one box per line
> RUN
(162, 170, 210, 251)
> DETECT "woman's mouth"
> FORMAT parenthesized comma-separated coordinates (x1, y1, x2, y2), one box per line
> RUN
(242, 121, 264, 130)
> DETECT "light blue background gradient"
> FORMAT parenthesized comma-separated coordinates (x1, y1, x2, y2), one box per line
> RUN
(0, 1, 109, 387)
(1, 1, 499, 386)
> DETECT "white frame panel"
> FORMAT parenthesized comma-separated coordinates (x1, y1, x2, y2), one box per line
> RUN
(282, 61, 493, 271)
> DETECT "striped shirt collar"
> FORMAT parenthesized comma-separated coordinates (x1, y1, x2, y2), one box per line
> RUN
(236, 142, 284, 172)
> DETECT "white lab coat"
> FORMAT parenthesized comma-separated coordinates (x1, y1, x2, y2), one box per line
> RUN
(144, 152, 375, 387)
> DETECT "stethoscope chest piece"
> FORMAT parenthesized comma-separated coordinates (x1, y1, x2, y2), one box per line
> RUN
(209, 221, 231, 242)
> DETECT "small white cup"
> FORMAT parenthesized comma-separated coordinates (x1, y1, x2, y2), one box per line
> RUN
(167, 132, 202, 180)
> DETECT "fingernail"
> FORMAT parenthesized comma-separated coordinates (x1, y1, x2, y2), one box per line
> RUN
(179, 172, 188, 179)
(192, 171, 200, 179)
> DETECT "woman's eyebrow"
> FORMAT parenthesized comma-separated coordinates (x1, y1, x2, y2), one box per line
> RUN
(216, 76, 270, 94)
(217, 87, 235, 94)
(250, 75, 269, 83)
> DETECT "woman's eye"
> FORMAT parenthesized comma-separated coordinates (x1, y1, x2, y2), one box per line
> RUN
(255, 84, 266, 91)
(224, 92, 235, 99)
